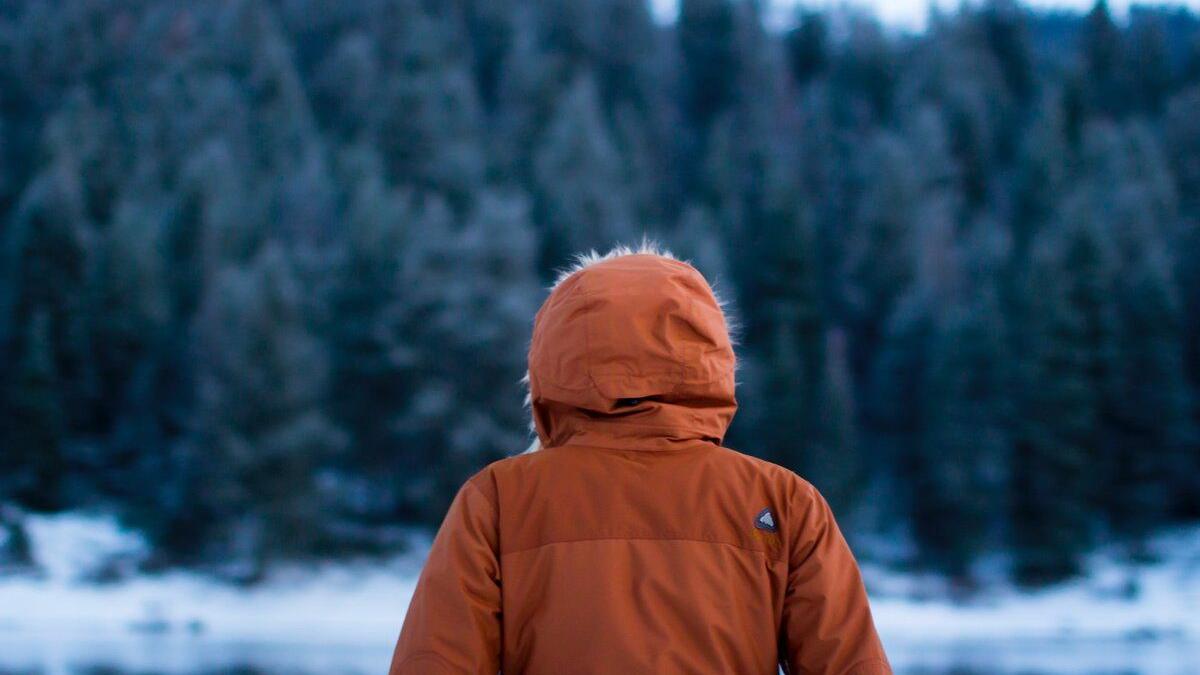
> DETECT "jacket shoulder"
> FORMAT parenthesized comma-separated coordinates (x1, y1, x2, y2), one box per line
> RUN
(707, 446, 828, 517)
(711, 445, 814, 489)
(462, 451, 545, 505)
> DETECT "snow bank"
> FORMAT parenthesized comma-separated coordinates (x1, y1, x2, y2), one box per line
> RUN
(867, 526, 1200, 643)
(2, 513, 423, 644)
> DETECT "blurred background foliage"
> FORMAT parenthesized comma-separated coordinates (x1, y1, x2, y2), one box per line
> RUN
(0, 0, 1198, 588)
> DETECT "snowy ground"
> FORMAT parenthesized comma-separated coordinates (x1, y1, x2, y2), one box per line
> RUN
(1, 514, 423, 643)
(868, 527, 1200, 642)
(3, 513, 1200, 674)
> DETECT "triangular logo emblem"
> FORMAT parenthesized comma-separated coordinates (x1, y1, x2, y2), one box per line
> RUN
(755, 507, 777, 532)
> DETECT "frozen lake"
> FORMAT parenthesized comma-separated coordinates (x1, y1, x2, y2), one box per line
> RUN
(0, 633, 1198, 675)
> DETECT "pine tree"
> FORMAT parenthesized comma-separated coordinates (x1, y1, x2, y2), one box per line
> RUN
(1164, 88, 1200, 517)
(915, 284, 1010, 579)
(324, 146, 418, 530)
(1106, 249, 1190, 549)
(1010, 219, 1117, 584)
(731, 150, 831, 501)
(78, 189, 176, 507)
(868, 286, 934, 539)
(460, 0, 517, 111)
(183, 246, 347, 577)
(1125, 10, 1172, 115)
(384, 190, 541, 522)
(1, 166, 90, 492)
(603, 0, 661, 107)
(1081, 0, 1128, 117)
(808, 328, 865, 516)
(842, 132, 921, 379)
(978, 0, 1036, 104)
(678, 0, 740, 131)
(1012, 90, 1073, 254)
(785, 11, 829, 86)
(1073, 121, 1193, 543)
(373, 4, 486, 208)
(85, 192, 171, 437)
(827, 14, 896, 124)
(494, 11, 564, 182)
(0, 312, 67, 511)
(416, 189, 541, 499)
(311, 32, 381, 140)
(532, 73, 636, 270)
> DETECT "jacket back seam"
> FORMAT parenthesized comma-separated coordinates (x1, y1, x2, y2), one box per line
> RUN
(500, 535, 785, 563)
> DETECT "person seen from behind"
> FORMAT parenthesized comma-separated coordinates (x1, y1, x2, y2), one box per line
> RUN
(390, 244, 891, 674)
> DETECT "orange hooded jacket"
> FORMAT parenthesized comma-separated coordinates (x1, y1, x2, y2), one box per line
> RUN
(390, 250, 891, 675)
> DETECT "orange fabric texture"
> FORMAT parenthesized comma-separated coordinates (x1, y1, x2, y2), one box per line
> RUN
(390, 254, 891, 674)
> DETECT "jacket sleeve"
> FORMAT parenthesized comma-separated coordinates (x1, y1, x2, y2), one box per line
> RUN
(389, 477, 502, 675)
(779, 481, 891, 675)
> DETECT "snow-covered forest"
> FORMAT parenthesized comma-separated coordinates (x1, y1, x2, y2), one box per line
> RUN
(1, 0, 1199, 593)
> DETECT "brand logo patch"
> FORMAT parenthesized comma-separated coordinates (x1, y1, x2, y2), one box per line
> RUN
(754, 507, 777, 533)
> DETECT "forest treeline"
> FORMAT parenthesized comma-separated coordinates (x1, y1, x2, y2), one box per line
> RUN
(1, 0, 1198, 586)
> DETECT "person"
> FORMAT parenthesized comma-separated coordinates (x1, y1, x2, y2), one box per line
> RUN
(389, 245, 891, 675)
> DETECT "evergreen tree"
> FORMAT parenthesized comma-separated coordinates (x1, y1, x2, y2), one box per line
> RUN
(384, 190, 541, 521)
(1076, 121, 1193, 540)
(85, 192, 171, 438)
(182, 246, 347, 577)
(827, 14, 897, 125)
(374, 3, 487, 207)
(494, 10, 564, 182)
(1125, 10, 1173, 115)
(532, 73, 636, 269)
(867, 287, 935, 554)
(324, 146, 418, 530)
(729, 147, 839, 507)
(1012, 90, 1074, 254)
(1010, 219, 1116, 584)
(808, 328, 865, 516)
(460, 0, 517, 111)
(1164, 88, 1200, 517)
(594, 0, 661, 111)
(784, 11, 829, 86)
(842, 132, 921, 379)
(915, 284, 1010, 579)
(678, 0, 739, 130)
(418, 189, 541, 496)
(0, 312, 67, 511)
(2, 165, 91, 443)
(979, 0, 1036, 105)
(78, 189, 177, 508)
(1106, 249, 1190, 547)
(1081, 0, 1128, 117)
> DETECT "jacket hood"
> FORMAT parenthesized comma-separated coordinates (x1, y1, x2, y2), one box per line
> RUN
(526, 247, 737, 452)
